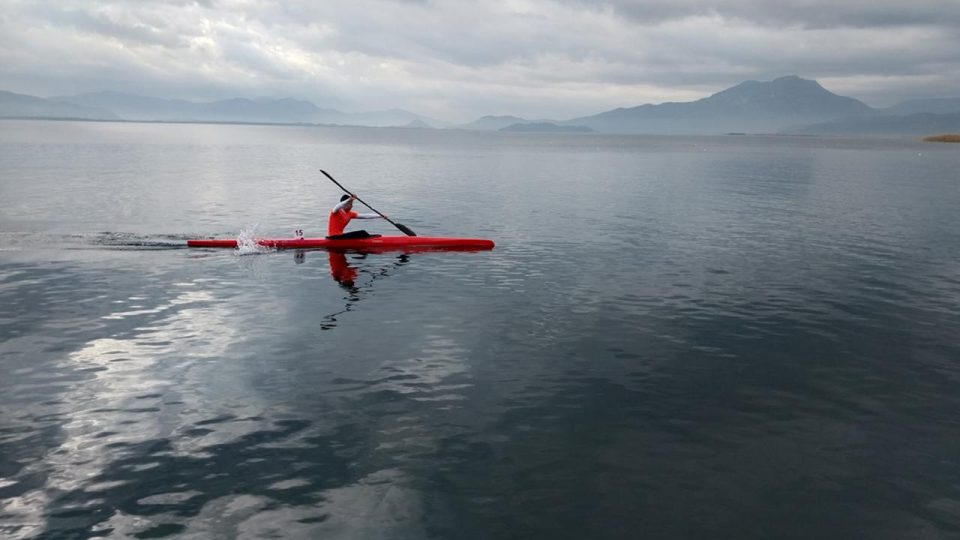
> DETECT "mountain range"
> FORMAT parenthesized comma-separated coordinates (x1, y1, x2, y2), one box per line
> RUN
(0, 90, 119, 121)
(2, 76, 959, 135)
(0, 90, 442, 128)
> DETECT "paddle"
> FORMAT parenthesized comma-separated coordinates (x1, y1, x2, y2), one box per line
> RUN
(320, 169, 417, 236)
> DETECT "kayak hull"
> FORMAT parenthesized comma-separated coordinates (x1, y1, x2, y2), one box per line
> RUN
(187, 236, 495, 251)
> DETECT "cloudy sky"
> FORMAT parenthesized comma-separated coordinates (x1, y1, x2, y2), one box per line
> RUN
(1, 0, 958, 121)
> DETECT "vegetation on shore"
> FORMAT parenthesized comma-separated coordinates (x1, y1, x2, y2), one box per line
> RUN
(922, 134, 960, 142)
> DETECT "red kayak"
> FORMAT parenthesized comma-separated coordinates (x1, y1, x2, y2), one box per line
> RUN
(187, 235, 495, 251)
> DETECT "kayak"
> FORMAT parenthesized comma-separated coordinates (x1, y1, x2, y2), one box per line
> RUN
(187, 235, 495, 251)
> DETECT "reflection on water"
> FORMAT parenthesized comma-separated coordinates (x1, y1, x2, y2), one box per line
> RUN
(2, 123, 960, 539)
(321, 251, 411, 329)
(328, 251, 358, 287)
(0, 254, 438, 539)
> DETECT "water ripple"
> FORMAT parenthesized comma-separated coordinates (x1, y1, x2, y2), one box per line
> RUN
(2, 126, 960, 538)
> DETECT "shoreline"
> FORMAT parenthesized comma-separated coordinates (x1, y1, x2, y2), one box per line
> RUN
(922, 133, 960, 143)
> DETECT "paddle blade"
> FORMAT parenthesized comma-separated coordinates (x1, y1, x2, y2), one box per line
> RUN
(395, 223, 417, 236)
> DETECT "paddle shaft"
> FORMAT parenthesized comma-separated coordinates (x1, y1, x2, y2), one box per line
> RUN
(320, 170, 416, 236)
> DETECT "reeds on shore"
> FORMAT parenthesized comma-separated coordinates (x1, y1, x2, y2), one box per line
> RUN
(922, 134, 960, 143)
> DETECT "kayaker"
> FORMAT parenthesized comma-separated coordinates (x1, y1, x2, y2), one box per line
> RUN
(327, 194, 386, 238)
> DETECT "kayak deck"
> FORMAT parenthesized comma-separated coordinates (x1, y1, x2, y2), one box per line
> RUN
(187, 236, 495, 251)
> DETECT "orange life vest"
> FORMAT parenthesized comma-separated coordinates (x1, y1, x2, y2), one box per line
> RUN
(328, 209, 358, 236)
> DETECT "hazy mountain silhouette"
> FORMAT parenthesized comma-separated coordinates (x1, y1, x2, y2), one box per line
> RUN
(340, 108, 441, 127)
(50, 91, 206, 121)
(567, 76, 872, 134)
(0, 90, 117, 120)
(401, 119, 435, 129)
(4, 78, 959, 135)
(190, 97, 334, 123)
(782, 113, 960, 135)
(880, 98, 960, 116)
(46, 91, 438, 127)
(499, 122, 595, 133)
(453, 115, 534, 130)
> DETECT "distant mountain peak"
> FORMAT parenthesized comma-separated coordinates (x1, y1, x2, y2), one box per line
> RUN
(770, 75, 814, 85)
(569, 75, 872, 134)
(706, 75, 839, 103)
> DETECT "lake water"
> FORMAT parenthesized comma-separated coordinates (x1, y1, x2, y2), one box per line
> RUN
(1, 119, 959, 539)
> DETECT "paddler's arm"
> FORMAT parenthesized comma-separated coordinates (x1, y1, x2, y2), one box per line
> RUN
(332, 194, 385, 219)
(331, 197, 354, 213)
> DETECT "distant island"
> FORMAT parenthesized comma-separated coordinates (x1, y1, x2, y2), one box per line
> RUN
(499, 122, 595, 133)
(923, 134, 960, 143)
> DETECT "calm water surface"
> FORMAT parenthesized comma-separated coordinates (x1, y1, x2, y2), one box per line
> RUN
(1, 120, 959, 539)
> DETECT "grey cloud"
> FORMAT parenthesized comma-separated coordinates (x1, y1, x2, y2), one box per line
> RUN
(241, 3, 545, 68)
(1, 0, 959, 120)
(565, 0, 960, 28)
(19, 3, 191, 49)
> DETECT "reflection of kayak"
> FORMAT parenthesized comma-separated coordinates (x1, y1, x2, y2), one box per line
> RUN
(187, 236, 495, 251)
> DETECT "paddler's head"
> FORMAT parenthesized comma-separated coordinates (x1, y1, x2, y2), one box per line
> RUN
(340, 194, 354, 210)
